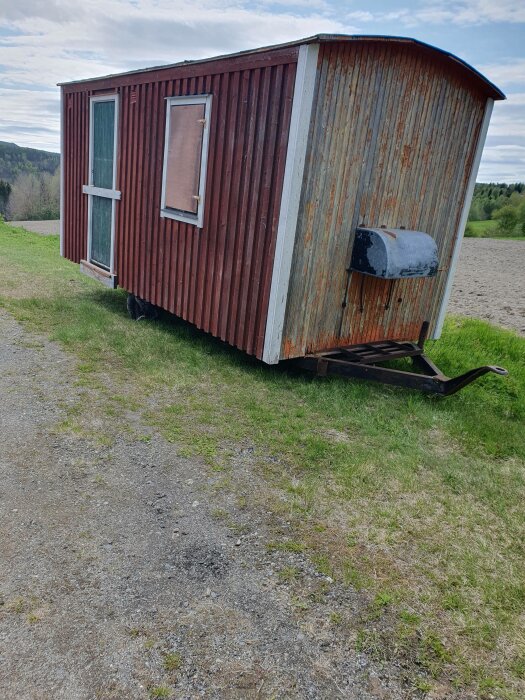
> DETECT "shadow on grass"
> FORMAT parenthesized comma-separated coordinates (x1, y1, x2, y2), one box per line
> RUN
(87, 286, 299, 382)
(86, 286, 517, 408)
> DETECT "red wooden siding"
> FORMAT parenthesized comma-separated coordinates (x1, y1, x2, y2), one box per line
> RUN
(62, 49, 298, 358)
(62, 90, 89, 264)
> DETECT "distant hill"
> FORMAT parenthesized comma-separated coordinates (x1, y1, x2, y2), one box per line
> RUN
(0, 141, 59, 183)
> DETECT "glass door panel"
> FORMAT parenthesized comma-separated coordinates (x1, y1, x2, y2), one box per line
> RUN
(87, 96, 118, 273)
(90, 195, 112, 269)
(92, 100, 115, 189)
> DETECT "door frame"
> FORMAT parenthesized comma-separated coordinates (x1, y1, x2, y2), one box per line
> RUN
(83, 93, 120, 278)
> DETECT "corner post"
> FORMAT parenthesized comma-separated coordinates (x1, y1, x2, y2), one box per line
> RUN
(262, 42, 319, 365)
(433, 98, 494, 337)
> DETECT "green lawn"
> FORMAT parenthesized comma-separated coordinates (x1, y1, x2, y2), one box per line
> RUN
(466, 220, 525, 240)
(1, 222, 524, 698)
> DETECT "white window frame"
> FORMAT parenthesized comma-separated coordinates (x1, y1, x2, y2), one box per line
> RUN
(160, 94, 212, 229)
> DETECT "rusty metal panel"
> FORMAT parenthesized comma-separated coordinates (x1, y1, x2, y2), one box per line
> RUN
(62, 50, 297, 359)
(281, 40, 487, 359)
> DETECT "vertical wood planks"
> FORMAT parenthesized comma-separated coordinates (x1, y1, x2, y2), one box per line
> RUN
(62, 53, 298, 359)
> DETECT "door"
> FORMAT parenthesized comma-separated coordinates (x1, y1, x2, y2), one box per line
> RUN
(83, 95, 120, 274)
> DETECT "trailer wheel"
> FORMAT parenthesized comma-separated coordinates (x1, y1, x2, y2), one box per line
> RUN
(126, 294, 158, 321)
(127, 293, 143, 320)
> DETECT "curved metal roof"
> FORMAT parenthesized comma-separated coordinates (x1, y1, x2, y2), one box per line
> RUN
(59, 34, 505, 100)
(319, 35, 504, 100)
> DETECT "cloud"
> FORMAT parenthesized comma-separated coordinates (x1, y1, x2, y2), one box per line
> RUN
(478, 145, 525, 182)
(0, 0, 81, 22)
(0, 87, 59, 150)
(0, 0, 352, 150)
(478, 60, 525, 89)
(478, 93, 525, 181)
(0, 1, 351, 87)
(0, 0, 523, 180)
(345, 0, 525, 27)
(486, 93, 525, 140)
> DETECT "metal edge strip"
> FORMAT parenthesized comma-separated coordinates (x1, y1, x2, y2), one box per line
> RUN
(262, 42, 319, 365)
(82, 185, 122, 200)
(433, 97, 494, 338)
(80, 260, 117, 289)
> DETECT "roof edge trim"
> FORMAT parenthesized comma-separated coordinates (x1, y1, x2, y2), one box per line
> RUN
(58, 34, 505, 100)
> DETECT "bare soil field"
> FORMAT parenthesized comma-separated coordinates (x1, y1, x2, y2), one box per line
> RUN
(449, 238, 525, 335)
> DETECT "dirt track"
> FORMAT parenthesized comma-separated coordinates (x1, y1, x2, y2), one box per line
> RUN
(8, 220, 60, 235)
(448, 238, 525, 335)
(0, 310, 410, 700)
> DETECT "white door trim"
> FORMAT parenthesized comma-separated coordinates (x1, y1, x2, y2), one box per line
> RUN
(433, 98, 494, 338)
(82, 184, 121, 199)
(262, 42, 319, 365)
(85, 93, 119, 274)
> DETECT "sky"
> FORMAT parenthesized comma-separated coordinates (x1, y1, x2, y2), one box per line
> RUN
(0, 0, 524, 182)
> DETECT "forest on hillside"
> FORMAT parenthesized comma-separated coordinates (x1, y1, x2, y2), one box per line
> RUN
(0, 142, 60, 220)
(0, 141, 59, 181)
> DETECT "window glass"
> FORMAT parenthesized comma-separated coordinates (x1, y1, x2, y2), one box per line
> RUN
(164, 103, 205, 214)
(90, 195, 112, 269)
(92, 100, 115, 189)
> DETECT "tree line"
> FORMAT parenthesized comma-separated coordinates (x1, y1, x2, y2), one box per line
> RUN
(468, 182, 525, 235)
(0, 141, 60, 221)
(0, 171, 60, 221)
(0, 136, 523, 232)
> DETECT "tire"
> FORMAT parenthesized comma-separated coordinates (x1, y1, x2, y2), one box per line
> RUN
(126, 294, 158, 321)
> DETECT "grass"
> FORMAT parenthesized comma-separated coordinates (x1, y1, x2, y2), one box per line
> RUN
(149, 687, 171, 699)
(162, 652, 182, 672)
(1, 222, 524, 697)
(278, 566, 301, 583)
(465, 220, 498, 237)
(266, 540, 306, 554)
(465, 220, 525, 240)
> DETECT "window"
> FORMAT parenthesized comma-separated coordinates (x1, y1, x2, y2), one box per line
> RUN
(160, 94, 212, 228)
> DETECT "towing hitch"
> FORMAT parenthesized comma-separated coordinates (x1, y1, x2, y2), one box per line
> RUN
(296, 323, 508, 396)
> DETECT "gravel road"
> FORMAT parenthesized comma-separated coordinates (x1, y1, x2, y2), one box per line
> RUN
(0, 309, 411, 700)
(7, 220, 60, 235)
(448, 237, 525, 335)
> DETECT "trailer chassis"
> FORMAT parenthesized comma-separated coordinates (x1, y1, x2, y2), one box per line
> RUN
(296, 323, 508, 396)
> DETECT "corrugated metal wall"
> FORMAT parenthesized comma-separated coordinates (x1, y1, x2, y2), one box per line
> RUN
(62, 90, 89, 264)
(62, 48, 298, 358)
(282, 41, 487, 358)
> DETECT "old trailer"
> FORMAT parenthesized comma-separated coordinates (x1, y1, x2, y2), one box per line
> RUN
(59, 35, 507, 394)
